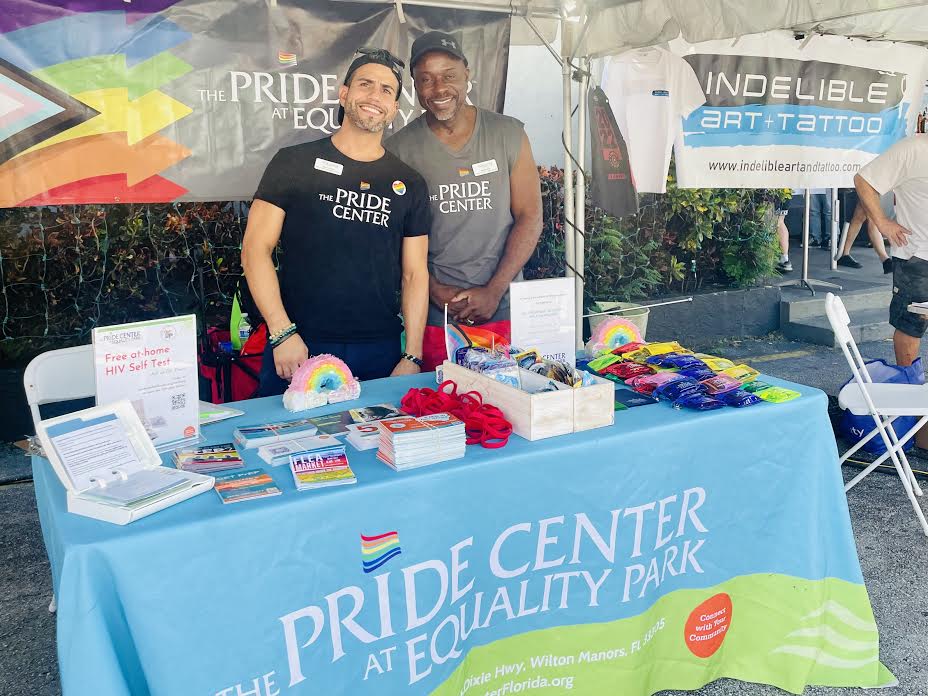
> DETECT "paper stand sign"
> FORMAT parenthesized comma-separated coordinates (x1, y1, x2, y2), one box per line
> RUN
(35, 401, 213, 525)
(509, 278, 577, 366)
(92, 315, 199, 452)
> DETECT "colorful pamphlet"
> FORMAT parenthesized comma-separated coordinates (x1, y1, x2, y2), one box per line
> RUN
(172, 442, 244, 474)
(289, 445, 357, 490)
(345, 423, 381, 451)
(257, 434, 343, 466)
(213, 468, 282, 504)
(348, 403, 403, 423)
(199, 401, 245, 426)
(233, 418, 319, 449)
(376, 413, 466, 471)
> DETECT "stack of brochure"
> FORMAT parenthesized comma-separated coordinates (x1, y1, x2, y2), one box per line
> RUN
(173, 442, 244, 474)
(289, 444, 357, 490)
(213, 468, 282, 504)
(233, 417, 319, 449)
(345, 423, 381, 451)
(376, 413, 466, 471)
(257, 434, 343, 466)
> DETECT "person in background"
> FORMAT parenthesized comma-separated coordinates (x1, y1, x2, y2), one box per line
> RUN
(776, 207, 792, 273)
(242, 48, 431, 395)
(855, 134, 928, 366)
(385, 30, 542, 371)
(835, 202, 892, 274)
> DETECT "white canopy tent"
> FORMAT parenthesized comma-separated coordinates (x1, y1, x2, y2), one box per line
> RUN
(335, 0, 928, 343)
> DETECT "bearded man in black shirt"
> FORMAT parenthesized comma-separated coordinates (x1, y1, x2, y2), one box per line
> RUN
(242, 48, 431, 396)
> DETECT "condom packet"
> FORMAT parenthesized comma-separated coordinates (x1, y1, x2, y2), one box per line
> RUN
(717, 389, 763, 407)
(721, 364, 760, 383)
(673, 393, 725, 411)
(677, 366, 717, 382)
(628, 372, 687, 395)
(654, 378, 706, 402)
(588, 353, 623, 373)
(643, 341, 689, 356)
(742, 381, 774, 394)
(757, 387, 801, 403)
(700, 374, 742, 395)
(612, 342, 646, 356)
(603, 362, 654, 380)
(701, 357, 736, 371)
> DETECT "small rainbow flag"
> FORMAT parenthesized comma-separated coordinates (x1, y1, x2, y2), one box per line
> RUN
(361, 531, 401, 573)
(458, 167, 471, 177)
(278, 50, 297, 66)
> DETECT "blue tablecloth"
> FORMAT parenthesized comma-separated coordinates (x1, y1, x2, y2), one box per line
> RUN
(33, 373, 893, 696)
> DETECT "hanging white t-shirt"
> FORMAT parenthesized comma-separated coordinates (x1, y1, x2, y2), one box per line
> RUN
(601, 47, 705, 193)
(857, 135, 928, 261)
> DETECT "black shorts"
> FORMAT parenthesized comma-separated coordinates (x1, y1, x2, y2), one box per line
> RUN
(890, 257, 928, 338)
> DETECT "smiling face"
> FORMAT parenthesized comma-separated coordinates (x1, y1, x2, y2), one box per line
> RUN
(339, 63, 400, 133)
(412, 51, 469, 122)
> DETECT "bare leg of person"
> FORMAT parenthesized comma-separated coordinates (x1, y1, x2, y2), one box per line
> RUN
(894, 329, 921, 367)
(776, 214, 791, 272)
(837, 205, 867, 268)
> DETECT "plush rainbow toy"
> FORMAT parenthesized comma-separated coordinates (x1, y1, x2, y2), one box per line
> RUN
(586, 317, 643, 355)
(283, 354, 361, 412)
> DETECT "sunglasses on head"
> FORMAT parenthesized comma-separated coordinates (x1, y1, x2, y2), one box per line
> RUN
(354, 46, 405, 70)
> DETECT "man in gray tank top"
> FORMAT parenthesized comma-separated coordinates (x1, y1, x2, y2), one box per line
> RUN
(385, 30, 542, 370)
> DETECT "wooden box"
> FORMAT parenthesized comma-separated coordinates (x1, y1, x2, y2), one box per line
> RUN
(439, 361, 614, 441)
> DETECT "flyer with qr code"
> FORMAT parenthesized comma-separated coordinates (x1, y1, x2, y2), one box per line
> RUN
(93, 315, 199, 451)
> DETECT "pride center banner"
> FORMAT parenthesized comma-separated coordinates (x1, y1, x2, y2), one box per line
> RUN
(0, 0, 510, 206)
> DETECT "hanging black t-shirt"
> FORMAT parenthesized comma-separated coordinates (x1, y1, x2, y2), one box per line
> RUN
(254, 138, 431, 343)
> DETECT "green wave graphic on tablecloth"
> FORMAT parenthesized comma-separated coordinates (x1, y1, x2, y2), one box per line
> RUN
(430, 574, 896, 696)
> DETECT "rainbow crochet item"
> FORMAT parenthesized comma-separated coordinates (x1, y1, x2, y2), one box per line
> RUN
(586, 317, 643, 355)
(283, 354, 361, 412)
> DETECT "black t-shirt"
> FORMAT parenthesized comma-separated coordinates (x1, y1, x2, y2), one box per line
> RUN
(254, 138, 431, 343)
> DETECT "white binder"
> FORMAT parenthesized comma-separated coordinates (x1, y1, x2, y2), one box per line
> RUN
(36, 400, 214, 525)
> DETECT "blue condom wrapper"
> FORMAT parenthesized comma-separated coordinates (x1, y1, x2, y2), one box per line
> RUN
(654, 378, 706, 402)
(673, 393, 725, 411)
(718, 389, 763, 407)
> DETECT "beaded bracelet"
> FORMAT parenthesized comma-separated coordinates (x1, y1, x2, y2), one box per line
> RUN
(269, 323, 298, 348)
(401, 352, 423, 367)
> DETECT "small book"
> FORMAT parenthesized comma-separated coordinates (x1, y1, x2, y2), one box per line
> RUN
(213, 469, 282, 504)
(289, 446, 357, 491)
(233, 417, 319, 449)
(257, 434, 343, 466)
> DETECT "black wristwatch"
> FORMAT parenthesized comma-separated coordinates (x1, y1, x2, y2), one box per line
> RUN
(401, 352, 423, 367)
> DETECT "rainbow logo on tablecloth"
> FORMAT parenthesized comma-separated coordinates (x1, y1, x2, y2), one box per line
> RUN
(590, 317, 642, 351)
(361, 531, 401, 573)
(277, 50, 297, 67)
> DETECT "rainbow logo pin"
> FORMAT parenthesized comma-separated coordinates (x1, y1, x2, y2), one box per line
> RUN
(392, 180, 406, 195)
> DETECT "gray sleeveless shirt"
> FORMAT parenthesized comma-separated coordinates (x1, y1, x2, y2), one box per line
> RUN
(385, 108, 525, 325)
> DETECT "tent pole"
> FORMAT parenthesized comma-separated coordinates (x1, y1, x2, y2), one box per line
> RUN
(830, 187, 840, 270)
(782, 190, 842, 295)
(574, 55, 589, 348)
(562, 18, 575, 288)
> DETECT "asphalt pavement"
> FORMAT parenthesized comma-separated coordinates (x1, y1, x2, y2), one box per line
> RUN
(2, 335, 928, 696)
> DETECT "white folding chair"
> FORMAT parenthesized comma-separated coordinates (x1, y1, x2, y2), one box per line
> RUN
(23, 344, 95, 430)
(23, 344, 96, 613)
(825, 293, 928, 536)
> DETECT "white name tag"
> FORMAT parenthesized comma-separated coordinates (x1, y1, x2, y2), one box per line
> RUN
(472, 159, 499, 176)
(314, 158, 343, 175)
